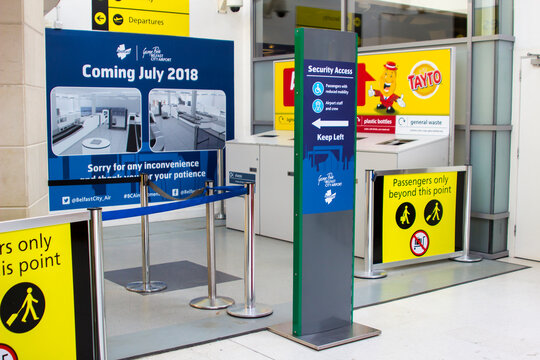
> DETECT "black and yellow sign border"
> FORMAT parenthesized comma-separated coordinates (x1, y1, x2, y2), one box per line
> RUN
(372, 167, 466, 266)
(0, 212, 95, 360)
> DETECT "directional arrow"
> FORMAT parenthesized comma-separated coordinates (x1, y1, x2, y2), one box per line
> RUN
(312, 118, 349, 129)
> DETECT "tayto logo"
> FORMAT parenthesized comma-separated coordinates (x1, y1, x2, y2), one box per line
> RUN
(324, 189, 336, 204)
(62, 196, 70, 205)
(113, 14, 124, 25)
(116, 44, 131, 60)
(0, 344, 18, 360)
(407, 60, 442, 99)
(283, 68, 295, 106)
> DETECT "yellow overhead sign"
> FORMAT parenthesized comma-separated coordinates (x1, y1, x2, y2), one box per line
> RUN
(92, 0, 190, 36)
(0, 224, 77, 359)
(296, 6, 341, 30)
(108, 8, 189, 37)
(382, 171, 457, 263)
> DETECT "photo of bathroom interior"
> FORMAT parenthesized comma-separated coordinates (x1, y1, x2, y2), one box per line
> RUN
(51, 87, 142, 156)
(149, 89, 226, 152)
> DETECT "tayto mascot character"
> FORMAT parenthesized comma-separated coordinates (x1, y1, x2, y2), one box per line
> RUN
(368, 61, 406, 114)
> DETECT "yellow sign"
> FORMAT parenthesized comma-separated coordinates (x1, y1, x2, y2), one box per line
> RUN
(358, 48, 451, 116)
(110, 0, 189, 13)
(274, 60, 295, 130)
(273, 48, 453, 134)
(108, 8, 189, 37)
(296, 6, 341, 30)
(0, 224, 77, 359)
(382, 172, 457, 263)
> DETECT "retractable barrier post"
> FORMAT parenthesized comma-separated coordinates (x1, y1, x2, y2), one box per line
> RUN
(126, 173, 167, 293)
(89, 208, 108, 360)
(355, 170, 387, 279)
(215, 148, 226, 220)
(227, 182, 273, 318)
(190, 181, 235, 309)
(453, 165, 482, 263)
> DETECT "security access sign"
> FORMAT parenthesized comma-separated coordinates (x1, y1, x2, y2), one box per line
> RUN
(0, 223, 89, 359)
(382, 172, 458, 263)
(302, 60, 356, 214)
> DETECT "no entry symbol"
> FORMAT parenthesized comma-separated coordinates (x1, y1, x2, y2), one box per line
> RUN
(410, 230, 429, 256)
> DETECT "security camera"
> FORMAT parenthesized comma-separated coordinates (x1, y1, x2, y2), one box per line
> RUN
(218, 0, 243, 13)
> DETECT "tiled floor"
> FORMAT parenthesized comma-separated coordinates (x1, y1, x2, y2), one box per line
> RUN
(139, 257, 540, 360)
(102, 218, 537, 360)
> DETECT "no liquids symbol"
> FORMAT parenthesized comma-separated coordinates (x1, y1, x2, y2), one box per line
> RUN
(1, 282, 45, 333)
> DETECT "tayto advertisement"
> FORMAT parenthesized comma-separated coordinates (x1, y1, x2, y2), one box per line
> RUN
(274, 48, 453, 135)
(302, 59, 356, 214)
(46, 29, 234, 210)
(381, 172, 458, 263)
(357, 48, 453, 135)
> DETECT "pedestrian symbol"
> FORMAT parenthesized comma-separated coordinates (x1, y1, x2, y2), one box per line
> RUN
(312, 82, 324, 96)
(395, 202, 415, 229)
(424, 199, 443, 226)
(1, 283, 45, 334)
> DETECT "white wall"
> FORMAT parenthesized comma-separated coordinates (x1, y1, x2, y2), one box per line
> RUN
(508, 0, 540, 255)
(45, 0, 252, 224)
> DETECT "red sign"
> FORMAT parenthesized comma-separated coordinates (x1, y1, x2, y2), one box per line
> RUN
(357, 115, 396, 133)
(283, 68, 295, 107)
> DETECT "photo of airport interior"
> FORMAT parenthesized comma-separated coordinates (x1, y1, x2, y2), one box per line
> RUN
(149, 89, 226, 152)
(51, 87, 142, 155)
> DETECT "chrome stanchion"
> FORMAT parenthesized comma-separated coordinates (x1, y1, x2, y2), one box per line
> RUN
(453, 165, 482, 263)
(227, 182, 273, 318)
(89, 208, 108, 360)
(215, 148, 226, 220)
(127, 173, 167, 293)
(355, 170, 387, 279)
(190, 181, 235, 309)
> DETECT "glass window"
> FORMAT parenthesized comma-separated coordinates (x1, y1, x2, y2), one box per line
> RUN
(254, 0, 468, 58)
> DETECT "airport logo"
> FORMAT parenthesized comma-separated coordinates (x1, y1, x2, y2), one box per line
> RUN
(142, 46, 172, 62)
(116, 44, 132, 60)
(318, 172, 343, 188)
(324, 189, 336, 204)
(62, 196, 70, 205)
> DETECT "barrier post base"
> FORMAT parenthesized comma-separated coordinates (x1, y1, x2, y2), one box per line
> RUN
(227, 303, 273, 318)
(268, 321, 381, 351)
(126, 281, 167, 293)
(354, 270, 387, 279)
(451, 254, 482, 263)
(190, 296, 234, 310)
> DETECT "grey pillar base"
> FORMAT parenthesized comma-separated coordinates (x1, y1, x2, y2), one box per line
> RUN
(227, 303, 273, 318)
(189, 296, 235, 310)
(126, 281, 167, 293)
(451, 254, 483, 263)
(268, 321, 381, 351)
(354, 270, 387, 279)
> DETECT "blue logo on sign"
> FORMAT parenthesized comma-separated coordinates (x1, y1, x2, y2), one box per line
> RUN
(312, 82, 324, 96)
(312, 99, 324, 113)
